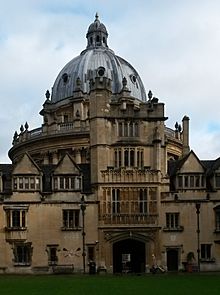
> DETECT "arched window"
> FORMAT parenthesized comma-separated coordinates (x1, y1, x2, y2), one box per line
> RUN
(118, 150, 122, 167)
(140, 150, 144, 167)
(118, 122, 123, 137)
(124, 123, 128, 137)
(129, 122, 133, 136)
(130, 150, 135, 167)
(134, 122, 139, 136)
(124, 150, 129, 166)
(137, 149, 144, 168)
(114, 150, 118, 167)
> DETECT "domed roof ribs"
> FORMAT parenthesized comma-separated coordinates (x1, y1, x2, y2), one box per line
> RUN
(86, 13, 108, 49)
(51, 15, 147, 103)
(105, 50, 122, 93)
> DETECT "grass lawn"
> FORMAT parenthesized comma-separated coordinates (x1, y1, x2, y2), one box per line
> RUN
(0, 273, 219, 295)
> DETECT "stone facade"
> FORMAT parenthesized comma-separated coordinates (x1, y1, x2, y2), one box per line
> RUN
(0, 15, 220, 274)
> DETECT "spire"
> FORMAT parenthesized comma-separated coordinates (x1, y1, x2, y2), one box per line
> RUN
(86, 14, 108, 48)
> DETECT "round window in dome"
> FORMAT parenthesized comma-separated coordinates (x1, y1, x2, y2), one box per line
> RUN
(62, 73, 69, 84)
(130, 74, 137, 84)
(97, 67, 105, 77)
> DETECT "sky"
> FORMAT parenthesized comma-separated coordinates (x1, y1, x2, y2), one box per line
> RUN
(1, 0, 220, 163)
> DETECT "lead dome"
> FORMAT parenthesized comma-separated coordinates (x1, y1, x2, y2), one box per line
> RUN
(51, 14, 147, 103)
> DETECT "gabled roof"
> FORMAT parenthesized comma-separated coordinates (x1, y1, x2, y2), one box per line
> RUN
(201, 160, 214, 170)
(12, 152, 41, 175)
(168, 150, 206, 176)
(0, 164, 13, 194)
(0, 164, 13, 175)
(53, 153, 81, 175)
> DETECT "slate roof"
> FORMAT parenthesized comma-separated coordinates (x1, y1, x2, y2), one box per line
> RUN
(0, 164, 13, 194)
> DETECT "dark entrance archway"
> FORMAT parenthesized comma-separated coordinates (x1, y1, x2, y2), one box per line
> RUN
(167, 248, 178, 271)
(113, 239, 145, 273)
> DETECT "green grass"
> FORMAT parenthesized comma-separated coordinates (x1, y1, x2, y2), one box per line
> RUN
(0, 273, 219, 295)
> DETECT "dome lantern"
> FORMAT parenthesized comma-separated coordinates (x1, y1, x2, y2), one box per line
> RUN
(86, 13, 108, 48)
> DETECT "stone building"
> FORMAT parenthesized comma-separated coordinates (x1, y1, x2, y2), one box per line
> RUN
(0, 14, 220, 274)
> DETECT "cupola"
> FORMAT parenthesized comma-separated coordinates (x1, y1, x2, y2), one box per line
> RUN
(86, 13, 108, 48)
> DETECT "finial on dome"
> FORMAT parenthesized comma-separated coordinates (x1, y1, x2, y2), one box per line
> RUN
(148, 90, 153, 100)
(20, 124, 24, 133)
(95, 12, 99, 20)
(25, 122, 29, 130)
(45, 89, 50, 100)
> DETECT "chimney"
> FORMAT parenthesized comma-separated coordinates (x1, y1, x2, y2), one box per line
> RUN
(182, 115, 190, 155)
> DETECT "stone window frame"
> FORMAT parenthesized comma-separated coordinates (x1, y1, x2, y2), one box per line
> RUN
(200, 243, 214, 262)
(13, 242, 33, 266)
(62, 209, 81, 230)
(46, 244, 59, 266)
(53, 175, 82, 191)
(176, 174, 205, 190)
(13, 175, 41, 191)
(164, 212, 183, 232)
(4, 205, 29, 231)
(118, 120, 139, 138)
(114, 147, 144, 168)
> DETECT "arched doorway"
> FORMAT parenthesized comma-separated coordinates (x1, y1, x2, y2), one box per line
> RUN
(167, 248, 179, 271)
(113, 239, 145, 273)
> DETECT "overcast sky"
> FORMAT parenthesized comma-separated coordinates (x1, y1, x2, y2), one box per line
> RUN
(1, 0, 220, 163)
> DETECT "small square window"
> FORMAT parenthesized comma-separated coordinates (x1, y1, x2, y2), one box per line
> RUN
(63, 210, 80, 229)
(166, 213, 179, 229)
